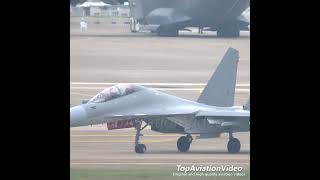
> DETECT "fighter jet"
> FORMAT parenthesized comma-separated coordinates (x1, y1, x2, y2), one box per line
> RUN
(70, 47, 250, 154)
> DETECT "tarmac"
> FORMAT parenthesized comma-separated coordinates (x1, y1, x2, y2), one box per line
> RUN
(70, 17, 250, 170)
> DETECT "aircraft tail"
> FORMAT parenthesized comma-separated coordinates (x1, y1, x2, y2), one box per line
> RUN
(243, 97, 250, 110)
(197, 47, 239, 107)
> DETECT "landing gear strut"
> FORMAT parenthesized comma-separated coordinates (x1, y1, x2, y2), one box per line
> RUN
(177, 134, 193, 152)
(130, 17, 139, 33)
(227, 132, 241, 153)
(134, 119, 148, 153)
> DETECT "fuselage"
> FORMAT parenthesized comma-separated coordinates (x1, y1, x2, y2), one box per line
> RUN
(70, 86, 250, 135)
(129, 0, 250, 27)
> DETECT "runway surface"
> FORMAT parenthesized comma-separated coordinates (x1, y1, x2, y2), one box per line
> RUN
(71, 126, 250, 169)
(70, 17, 250, 170)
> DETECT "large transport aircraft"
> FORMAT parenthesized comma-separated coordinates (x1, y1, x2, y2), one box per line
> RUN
(128, 0, 250, 37)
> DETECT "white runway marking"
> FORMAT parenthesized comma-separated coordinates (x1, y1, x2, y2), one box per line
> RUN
(71, 82, 250, 87)
(70, 92, 94, 97)
(70, 87, 250, 92)
(70, 82, 250, 93)
(70, 162, 250, 165)
(72, 138, 177, 143)
(71, 134, 181, 137)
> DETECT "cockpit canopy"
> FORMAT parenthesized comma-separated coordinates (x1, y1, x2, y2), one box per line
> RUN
(89, 84, 144, 103)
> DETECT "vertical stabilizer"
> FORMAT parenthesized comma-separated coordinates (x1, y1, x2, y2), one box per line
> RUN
(197, 47, 239, 107)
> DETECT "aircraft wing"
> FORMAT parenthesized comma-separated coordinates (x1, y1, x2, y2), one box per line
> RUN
(145, 8, 191, 26)
(87, 102, 198, 130)
(89, 102, 199, 123)
(196, 110, 250, 131)
(195, 110, 250, 118)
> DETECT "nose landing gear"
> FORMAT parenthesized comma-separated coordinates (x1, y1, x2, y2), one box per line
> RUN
(134, 119, 148, 153)
(135, 144, 146, 153)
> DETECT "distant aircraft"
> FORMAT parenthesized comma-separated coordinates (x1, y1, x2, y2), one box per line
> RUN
(70, 47, 250, 154)
(237, 7, 250, 30)
(128, 0, 250, 37)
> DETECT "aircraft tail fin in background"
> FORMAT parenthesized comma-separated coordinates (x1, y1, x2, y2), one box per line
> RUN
(197, 47, 239, 107)
(243, 97, 250, 110)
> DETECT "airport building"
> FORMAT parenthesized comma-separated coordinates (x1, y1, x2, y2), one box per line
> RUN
(71, 0, 130, 17)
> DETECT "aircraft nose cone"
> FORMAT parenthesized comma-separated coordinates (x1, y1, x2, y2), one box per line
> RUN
(70, 106, 88, 127)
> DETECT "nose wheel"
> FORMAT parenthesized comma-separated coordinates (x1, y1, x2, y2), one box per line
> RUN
(134, 119, 148, 154)
(227, 132, 241, 153)
(177, 134, 193, 152)
(135, 144, 146, 153)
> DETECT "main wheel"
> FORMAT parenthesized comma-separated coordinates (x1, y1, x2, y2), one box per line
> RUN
(217, 24, 240, 37)
(177, 136, 190, 152)
(135, 144, 146, 153)
(227, 138, 241, 153)
(157, 26, 179, 37)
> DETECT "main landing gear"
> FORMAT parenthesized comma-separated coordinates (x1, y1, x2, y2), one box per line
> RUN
(177, 134, 193, 152)
(133, 121, 241, 154)
(217, 23, 240, 37)
(227, 132, 241, 153)
(134, 119, 148, 153)
(129, 17, 139, 33)
(157, 25, 179, 37)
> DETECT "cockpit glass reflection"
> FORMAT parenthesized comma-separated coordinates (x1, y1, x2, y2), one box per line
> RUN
(89, 84, 143, 103)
